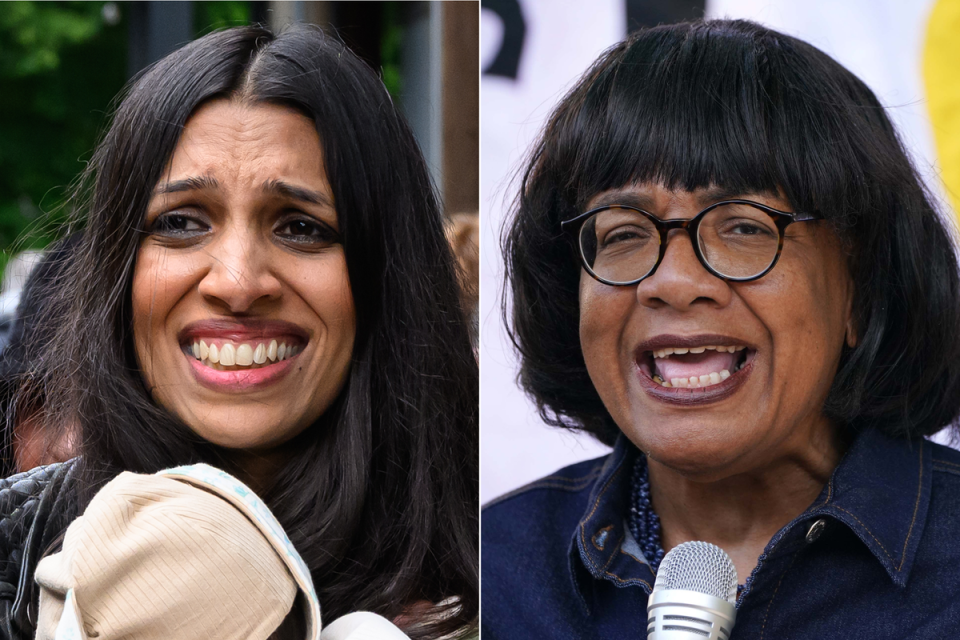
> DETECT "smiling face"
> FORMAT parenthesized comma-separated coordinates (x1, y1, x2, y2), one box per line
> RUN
(133, 99, 356, 451)
(579, 184, 854, 478)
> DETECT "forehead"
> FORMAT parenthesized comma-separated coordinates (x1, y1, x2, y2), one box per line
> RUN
(165, 100, 325, 184)
(586, 184, 787, 213)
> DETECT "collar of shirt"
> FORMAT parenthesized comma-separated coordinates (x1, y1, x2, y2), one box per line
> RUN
(570, 427, 931, 603)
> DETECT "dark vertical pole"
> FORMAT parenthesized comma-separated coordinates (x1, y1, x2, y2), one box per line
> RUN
(331, 2, 384, 70)
(251, 2, 270, 26)
(398, 2, 443, 197)
(625, 0, 705, 32)
(127, 1, 194, 78)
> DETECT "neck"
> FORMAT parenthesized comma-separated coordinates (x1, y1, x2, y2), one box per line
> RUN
(647, 427, 844, 585)
(226, 446, 289, 495)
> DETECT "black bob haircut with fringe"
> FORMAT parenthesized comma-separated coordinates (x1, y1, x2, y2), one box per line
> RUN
(505, 19, 960, 445)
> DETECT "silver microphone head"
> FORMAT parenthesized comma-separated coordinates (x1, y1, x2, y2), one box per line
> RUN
(653, 540, 739, 603)
(648, 541, 739, 640)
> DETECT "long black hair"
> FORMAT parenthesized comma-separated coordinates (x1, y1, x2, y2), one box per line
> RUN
(29, 25, 477, 637)
(505, 19, 960, 445)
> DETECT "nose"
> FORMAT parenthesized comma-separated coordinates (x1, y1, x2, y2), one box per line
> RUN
(197, 227, 282, 313)
(635, 229, 732, 310)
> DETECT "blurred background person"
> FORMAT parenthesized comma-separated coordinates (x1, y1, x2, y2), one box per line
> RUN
(446, 211, 480, 349)
(0, 234, 81, 477)
(0, 250, 44, 353)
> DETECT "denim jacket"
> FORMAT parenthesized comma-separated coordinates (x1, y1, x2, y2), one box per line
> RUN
(481, 428, 960, 638)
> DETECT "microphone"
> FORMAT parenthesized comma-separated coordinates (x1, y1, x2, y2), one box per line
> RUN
(647, 541, 738, 640)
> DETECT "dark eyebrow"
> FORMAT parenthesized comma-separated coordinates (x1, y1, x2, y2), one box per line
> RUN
(262, 179, 334, 209)
(152, 175, 333, 209)
(154, 175, 220, 195)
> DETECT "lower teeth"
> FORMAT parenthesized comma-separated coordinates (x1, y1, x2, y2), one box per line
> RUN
(652, 370, 731, 388)
(652, 352, 747, 388)
(202, 360, 270, 371)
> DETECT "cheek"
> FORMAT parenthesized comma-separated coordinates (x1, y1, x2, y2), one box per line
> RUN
(753, 255, 850, 404)
(578, 275, 634, 390)
(131, 246, 198, 371)
(289, 253, 357, 357)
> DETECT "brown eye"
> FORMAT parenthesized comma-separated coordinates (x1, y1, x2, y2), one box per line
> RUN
(601, 225, 654, 247)
(148, 212, 208, 237)
(275, 216, 340, 246)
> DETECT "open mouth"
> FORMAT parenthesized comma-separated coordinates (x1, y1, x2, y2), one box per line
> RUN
(639, 344, 753, 389)
(182, 338, 305, 372)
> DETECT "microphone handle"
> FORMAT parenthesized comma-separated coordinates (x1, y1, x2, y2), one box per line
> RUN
(647, 588, 737, 640)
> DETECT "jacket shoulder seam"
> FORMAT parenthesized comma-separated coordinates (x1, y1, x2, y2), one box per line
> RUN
(482, 466, 604, 511)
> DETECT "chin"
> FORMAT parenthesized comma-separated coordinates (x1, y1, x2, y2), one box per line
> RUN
(628, 419, 755, 478)
(186, 412, 306, 452)
(195, 431, 280, 452)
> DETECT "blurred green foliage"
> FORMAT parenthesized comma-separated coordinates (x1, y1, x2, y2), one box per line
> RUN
(381, 2, 403, 99)
(0, 2, 103, 77)
(195, 1, 251, 35)
(0, 1, 404, 281)
(0, 1, 126, 277)
(0, 1, 253, 279)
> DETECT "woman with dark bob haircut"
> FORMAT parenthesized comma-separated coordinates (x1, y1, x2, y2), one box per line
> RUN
(483, 19, 960, 637)
(0, 25, 477, 639)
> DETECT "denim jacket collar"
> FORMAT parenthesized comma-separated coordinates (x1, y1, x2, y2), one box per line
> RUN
(808, 427, 931, 586)
(570, 427, 932, 601)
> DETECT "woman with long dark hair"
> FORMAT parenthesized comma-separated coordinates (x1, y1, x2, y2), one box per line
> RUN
(1, 25, 477, 639)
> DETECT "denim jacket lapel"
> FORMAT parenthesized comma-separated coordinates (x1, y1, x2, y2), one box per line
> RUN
(571, 435, 655, 600)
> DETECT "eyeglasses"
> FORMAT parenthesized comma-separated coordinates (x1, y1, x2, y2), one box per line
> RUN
(561, 199, 823, 285)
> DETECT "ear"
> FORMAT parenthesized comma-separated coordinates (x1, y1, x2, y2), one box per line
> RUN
(845, 318, 858, 348)
(843, 289, 858, 349)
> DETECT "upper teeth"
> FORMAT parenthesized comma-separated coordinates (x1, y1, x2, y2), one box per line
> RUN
(190, 339, 301, 368)
(652, 345, 745, 358)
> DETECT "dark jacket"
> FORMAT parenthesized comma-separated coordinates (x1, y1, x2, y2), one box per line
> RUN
(482, 428, 960, 638)
(0, 461, 78, 639)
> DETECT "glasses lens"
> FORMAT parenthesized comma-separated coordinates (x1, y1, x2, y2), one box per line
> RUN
(698, 203, 780, 278)
(579, 208, 660, 283)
